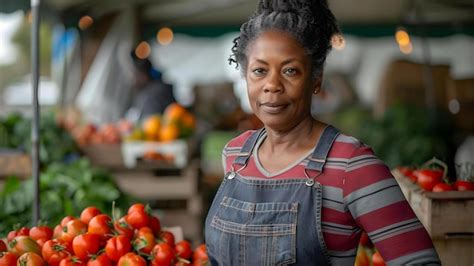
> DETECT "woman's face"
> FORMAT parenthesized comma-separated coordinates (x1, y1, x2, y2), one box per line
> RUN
(245, 30, 318, 131)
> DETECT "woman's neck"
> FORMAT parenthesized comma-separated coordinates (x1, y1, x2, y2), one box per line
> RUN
(262, 117, 325, 155)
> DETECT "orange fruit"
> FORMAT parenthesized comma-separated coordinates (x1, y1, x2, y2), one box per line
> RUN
(181, 112, 196, 130)
(164, 103, 187, 123)
(159, 123, 179, 142)
(142, 115, 161, 141)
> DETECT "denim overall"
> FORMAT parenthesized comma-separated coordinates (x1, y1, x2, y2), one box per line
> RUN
(205, 126, 340, 266)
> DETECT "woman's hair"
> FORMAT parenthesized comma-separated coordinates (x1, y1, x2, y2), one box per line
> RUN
(229, 0, 340, 78)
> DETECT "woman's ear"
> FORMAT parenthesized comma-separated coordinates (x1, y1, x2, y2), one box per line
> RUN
(313, 73, 323, 94)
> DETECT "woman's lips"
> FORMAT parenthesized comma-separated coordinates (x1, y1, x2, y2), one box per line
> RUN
(260, 102, 288, 114)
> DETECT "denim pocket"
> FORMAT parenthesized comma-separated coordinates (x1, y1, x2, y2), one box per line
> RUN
(208, 196, 298, 265)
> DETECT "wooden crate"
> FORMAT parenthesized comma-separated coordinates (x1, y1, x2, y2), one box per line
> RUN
(80, 144, 124, 169)
(393, 169, 474, 265)
(0, 151, 32, 177)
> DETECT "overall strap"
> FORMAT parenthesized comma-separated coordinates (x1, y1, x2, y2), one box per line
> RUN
(232, 128, 265, 167)
(306, 125, 340, 172)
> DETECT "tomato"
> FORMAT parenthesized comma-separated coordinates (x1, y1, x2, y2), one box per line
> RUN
(80, 207, 102, 225)
(29, 226, 53, 241)
(354, 246, 369, 266)
(117, 252, 146, 266)
(192, 244, 208, 261)
(9, 236, 41, 256)
(358, 231, 372, 248)
(8, 227, 30, 242)
(72, 233, 102, 261)
(35, 238, 47, 249)
(149, 216, 161, 237)
(150, 243, 175, 266)
(53, 225, 63, 239)
(133, 227, 155, 254)
(105, 235, 132, 262)
(192, 258, 209, 266)
(42, 239, 72, 266)
(0, 240, 7, 252)
(417, 169, 443, 191)
(88, 214, 113, 238)
(59, 257, 85, 266)
(0, 252, 17, 266)
(174, 260, 190, 266)
(60, 216, 76, 227)
(16, 252, 45, 266)
(174, 240, 192, 260)
(87, 254, 112, 266)
(432, 183, 454, 192)
(59, 220, 88, 244)
(113, 216, 134, 240)
(372, 251, 386, 266)
(397, 166, 413, 177)
(126, 204, 149, 229)
(159, 231, 175, 247)
(454, 180, 474, 191)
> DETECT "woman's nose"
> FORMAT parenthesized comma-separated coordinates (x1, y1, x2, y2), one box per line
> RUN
(263, 72, 283, 93)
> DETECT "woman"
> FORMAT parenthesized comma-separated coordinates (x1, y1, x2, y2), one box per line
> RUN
(205, 0, 441, 265)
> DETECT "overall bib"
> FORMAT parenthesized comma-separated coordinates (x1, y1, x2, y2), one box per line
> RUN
(205, 126, 339, 266)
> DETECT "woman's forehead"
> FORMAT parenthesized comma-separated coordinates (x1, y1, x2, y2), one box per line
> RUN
(247, 31, 308, 61)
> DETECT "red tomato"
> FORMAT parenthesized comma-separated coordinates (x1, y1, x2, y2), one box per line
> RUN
(59, 256, 86, 266)
(88, 214, 113, 238)
(72, 233, 102, 261)
(87, 254, 112, 266)
(16, 252, 44, 266)
(192, 258, 209, 266)
(358, 231, 372, 248)
(117, 252, 146, 266)
(159, 231, 175, 247)
(454, 180, 474, 191)
(9, 236, 41, 256)
(59, 220, 87, 244)
(150, 243, 175, 266)
(126, 204, 149, 229)
(149, 216, 161, 237)
(60, 216, 76, 227)
(80, 207, 102, 225)
(0, 240, 7, 252)
(432, 183, 454, 192)
(113, 216, 134, 240)
(174, 240, 192, 260)
(105, 236, 132, 262)
(29, 225, 53, 241)
(0, 252, 17, 266)
(372, 251, 386, 266)
(42, 239, 72, 266)
(397, 166, 413, 177)
(53, 225, 63, 239)
(8, 227, 30, 242)
(193, 244, 208, 261)
(417, 169, 443, 191)
(133, 227, 155, 254)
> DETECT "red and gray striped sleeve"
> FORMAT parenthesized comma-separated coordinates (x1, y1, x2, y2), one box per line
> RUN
(343, 143, 441, 265)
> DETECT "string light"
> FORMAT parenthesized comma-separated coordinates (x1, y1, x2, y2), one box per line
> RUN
(399, 42, 413, 54)
(135, 41, 151, 59)
(395, 27, 410, 46)
(157, 27, 174, 46)
(78, 16, 93, 30)
(331, 33, 345, 50)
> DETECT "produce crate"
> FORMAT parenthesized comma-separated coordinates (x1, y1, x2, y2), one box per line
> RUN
(0, 150, 32, 178)
(393, 169, 474, 265)
(80, 143, 124, 169)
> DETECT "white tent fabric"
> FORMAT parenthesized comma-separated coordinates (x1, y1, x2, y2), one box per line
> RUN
(76, 8, 135, 124)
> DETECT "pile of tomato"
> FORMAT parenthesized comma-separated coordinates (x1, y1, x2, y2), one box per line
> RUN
(397, 159, 474, 192)
(0, 203, 209, 266)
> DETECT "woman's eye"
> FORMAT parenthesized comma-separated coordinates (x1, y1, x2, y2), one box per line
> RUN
(252, 68, 266, 76)
(284, 68, 297, 76)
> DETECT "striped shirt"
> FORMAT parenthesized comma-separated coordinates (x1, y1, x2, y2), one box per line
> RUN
(222, 130, 440, 265)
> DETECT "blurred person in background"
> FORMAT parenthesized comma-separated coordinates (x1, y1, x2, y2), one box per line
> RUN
(204, 0, 440, 265)
(124, 52, 176, 123)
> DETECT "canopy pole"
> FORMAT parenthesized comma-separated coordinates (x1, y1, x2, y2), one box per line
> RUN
(31, 0, 41, 225)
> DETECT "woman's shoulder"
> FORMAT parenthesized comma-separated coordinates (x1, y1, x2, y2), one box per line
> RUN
(331, 131, 373, 159)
